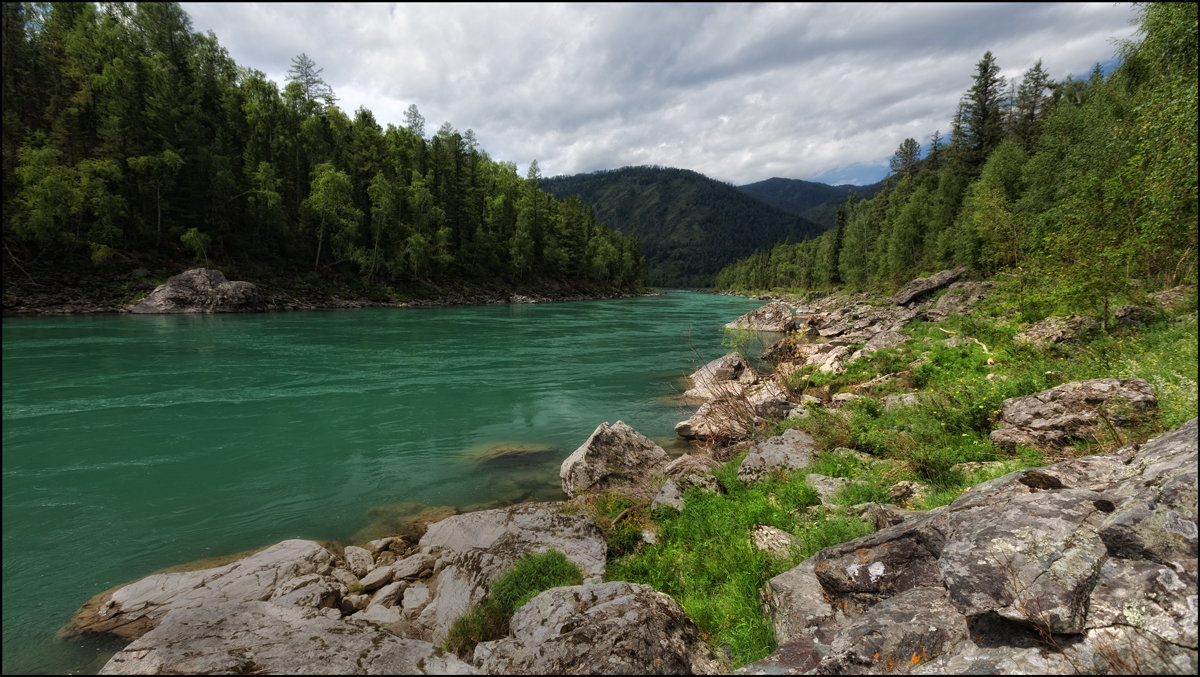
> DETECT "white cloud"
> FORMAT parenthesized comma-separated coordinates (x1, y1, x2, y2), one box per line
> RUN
(182, 2, 1140, 185)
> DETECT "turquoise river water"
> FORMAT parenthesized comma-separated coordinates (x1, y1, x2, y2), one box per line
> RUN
(1, 291, 765, 674)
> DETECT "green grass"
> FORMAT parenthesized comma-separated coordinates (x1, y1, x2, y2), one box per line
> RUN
(606, 456, 872, 666)
(443, 549, 583, 658)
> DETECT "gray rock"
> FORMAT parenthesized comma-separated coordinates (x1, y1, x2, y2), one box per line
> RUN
(269, 573, 343, 610)
(651, 478, 687, 512)
(1014, 314, 1099, 346)
(738, 428, 818, 485)
(369, 580, 406, 608)
(675, 397, 756, 441)
(663, 453, 721, 479)
(561, 421, 671, 499)
(98, 601, 476, 674)
(748, 418, 1199, 675)
(725, 301, 800, 332)
(806, 474, 851, 506)
(848, 329, 908, 364)
(412, 502, 606, 643)
(63, 539, 335, 641)
(359, 563, 394, 592)
(129, 268, 265, 314)
(391, 552, 435, 580)
(474, 581, 723, 674)
(883, 392, 921, 410)
(923, 280, 997, 321)
(752, 524, 800, 559)
(893, 266, 968, 305)
(888, 480, 931, 508)
(684, 352, 758, 400)
(343, 545, 373, 578)
(990, 377, 1158, 450)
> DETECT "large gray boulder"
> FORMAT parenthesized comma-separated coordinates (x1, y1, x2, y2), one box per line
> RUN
(62, 539, 336, 640)
(990, 377, 1158, 450)
(129, 268, 265, 313)
(473, 581, 724, 674)
(1014, 314, 1099, 347)
(892, 266, 967, 305)
(560, 421, 671, 499)
(410, 502, 607, 643)
(725, 301, 801, 332)
(684, 352, 758, 400)
(745, 418, 1198, 675)
(99, 601, 475, 675)
(737, 428, 818, 485)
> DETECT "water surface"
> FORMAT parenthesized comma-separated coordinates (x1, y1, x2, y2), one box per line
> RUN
(1, 291, 763, 674)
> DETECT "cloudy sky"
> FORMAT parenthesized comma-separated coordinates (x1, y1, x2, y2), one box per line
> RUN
(180, 2, 1140, 186)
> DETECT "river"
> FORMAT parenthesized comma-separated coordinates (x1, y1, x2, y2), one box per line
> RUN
(1, 290, 764, 674)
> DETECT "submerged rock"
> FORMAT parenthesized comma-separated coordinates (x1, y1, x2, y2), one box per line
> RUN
(129, 268, 265, 314)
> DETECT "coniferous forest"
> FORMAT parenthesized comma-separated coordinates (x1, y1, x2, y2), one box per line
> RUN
(1, 3, 646, 298)
(715, 3, 1196, 326)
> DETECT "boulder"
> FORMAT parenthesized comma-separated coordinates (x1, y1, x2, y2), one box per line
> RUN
(989, 377, 1158, 450)
(62, 539, 335, 641)
(129, 268, 265, 314)
(737, 428, 818, 485)
(745, 418, 1198, 675)
(1014, 314, 1099, 347)
(663, 453, 721, 479)
(847, 329, 908, 364)
(923, 280, 997, 321)
(1113, 303, 1157, 328)
(343, 545, 373, 578)
(98, 601, 475, 675)
(560, 421, 671, 499)
(473, 581, 723, 674)
(892, 266, 968, 306)
(410, 502, 607, 643)
(752, 524, 800, 559)
(651, 473, 722, 513)
(725, 301, 800, 332)
(806, 474, 851, 506)
(1149, 284, 1196, 308)
(674, 397, 756, 441)
(683, 352, 757, 400)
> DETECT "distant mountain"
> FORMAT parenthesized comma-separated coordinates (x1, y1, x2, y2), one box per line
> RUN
(736, 177, 884, 229)
(543, 166, 828, 287)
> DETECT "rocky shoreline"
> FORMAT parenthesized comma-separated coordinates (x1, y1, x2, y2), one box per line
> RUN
(2, 266, 656, 316)
(56, 269, 1199, 674)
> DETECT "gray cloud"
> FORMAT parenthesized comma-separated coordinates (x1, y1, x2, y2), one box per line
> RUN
(182, 2, 1139, 185)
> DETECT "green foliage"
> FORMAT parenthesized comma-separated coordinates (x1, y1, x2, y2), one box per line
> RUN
(714, 4, 1196, 302)
(444, 549, 583, 657)
(2, 2, 645, 293)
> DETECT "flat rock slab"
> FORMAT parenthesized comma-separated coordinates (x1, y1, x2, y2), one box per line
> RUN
(990, 377, 1158, 450)
(474, 581, 723, 674)
(99, 601, 475, 675)
(893, 266, 967, 306)
(63, 539, 335, 640)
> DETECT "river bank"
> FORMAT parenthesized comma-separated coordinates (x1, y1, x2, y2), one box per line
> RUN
(1, 262, 654, 316)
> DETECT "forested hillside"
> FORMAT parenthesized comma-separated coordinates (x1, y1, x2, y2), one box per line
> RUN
(736, 177, 883, 229)
(543, 166, 826, 287)
(1, 3, 645, 298)
(716, 2, 1197, 325)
